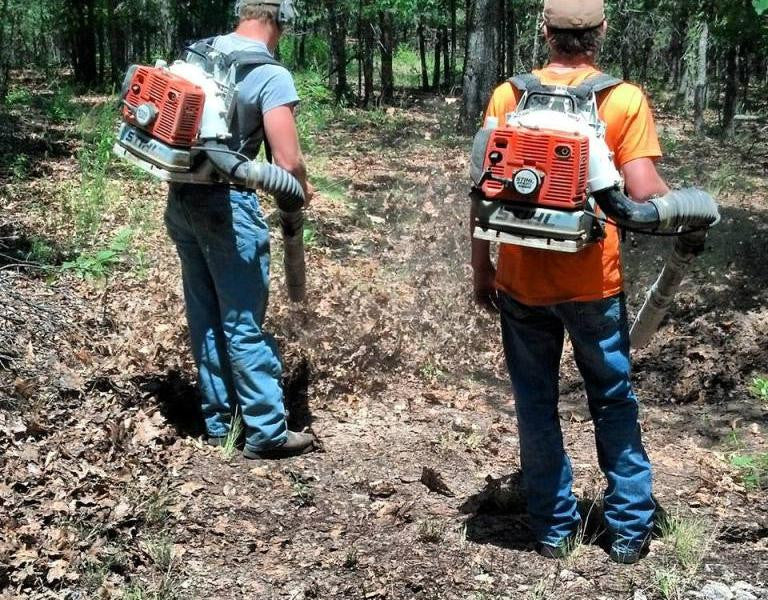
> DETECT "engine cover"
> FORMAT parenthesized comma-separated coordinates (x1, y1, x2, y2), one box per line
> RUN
(122, 66, 205, 147)
(479, 126, 589, 210)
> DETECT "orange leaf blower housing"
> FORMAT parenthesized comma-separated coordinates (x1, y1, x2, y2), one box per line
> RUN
(122, 66, 206, 147)
(480, 126, 590, 211)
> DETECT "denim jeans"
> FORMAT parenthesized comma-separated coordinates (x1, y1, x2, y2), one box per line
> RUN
(165, 183, 287, 452)
(498, 291, 654, 552)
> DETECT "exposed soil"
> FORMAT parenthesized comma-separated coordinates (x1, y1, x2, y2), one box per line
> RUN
(1, 84, 767, 599)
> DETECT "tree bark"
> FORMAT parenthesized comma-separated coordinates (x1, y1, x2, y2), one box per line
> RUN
(432, 28, 442, 91)
(418, 19, 429, 90)
(379, 10, 395, 104)
(325, 0, 350, 102)
(722, 45, 739, 138)
(693, 22, 708, 136)
(361, 12, 374, 106)
(459, 0, 501, 134)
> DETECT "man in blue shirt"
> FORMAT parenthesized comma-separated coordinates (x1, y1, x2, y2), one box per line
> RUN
(165, 0, 315, 459)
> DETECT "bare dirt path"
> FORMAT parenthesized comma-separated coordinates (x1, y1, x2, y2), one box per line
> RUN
(1, 92, 767, 599)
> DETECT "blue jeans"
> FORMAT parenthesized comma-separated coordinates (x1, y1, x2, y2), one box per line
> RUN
(498, 292, 654, 553)
(164, 184, 287, 452)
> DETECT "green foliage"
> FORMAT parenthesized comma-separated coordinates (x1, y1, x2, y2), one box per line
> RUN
(755, 0, 768, 15)
(293, 70, 335, 150)
(658, 514, 710, 573)
(9, 154, 30, 180)
(302, 221, 318, 247)
(45, 86, 78, 123)
(61, 228, 133, 280)
(67, 100, 119, 242)
(220, 411, 244, 461)
(750, 376, 768, 403)
(4, 85, 33, 106)
(730, 453, 768, 490)
(653, 566, 684, 600)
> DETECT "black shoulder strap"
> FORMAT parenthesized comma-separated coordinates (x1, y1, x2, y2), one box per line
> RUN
(508, 73, 543, 94)
(227, 52, 285, 164)
(570, 73, 623, 101)
(226, 51, 284, 82)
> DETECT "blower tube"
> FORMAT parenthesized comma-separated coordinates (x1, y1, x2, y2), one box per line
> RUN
(592, 186, 720, 232)
(203, 140, 307, 302)
(589, 184, 718, 348)
(629, 230, 708, 348)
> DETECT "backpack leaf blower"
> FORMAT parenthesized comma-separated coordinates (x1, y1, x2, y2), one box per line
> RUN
(470, 73, 720, 346)
(113, 46, 307, 301)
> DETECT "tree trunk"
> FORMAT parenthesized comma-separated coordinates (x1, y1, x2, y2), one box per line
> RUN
(432, 28, 442, 91)
(450, 0, 457, 86)
(459, 0, 501, 134)
(530, 15, 540, 70)
(693, 21, 708, 136)
(379, 10, 395, 104)
(361, 13, 374, 106)
(0, 0, 10, 102)
(418, 20, 429, 90)
(442, 26, 450, 88)
(505, 0, 516, 76)
(325, 0, 350, 102)
(722, 45, 739, 138)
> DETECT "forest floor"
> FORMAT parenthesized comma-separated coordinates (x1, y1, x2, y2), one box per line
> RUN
(1, 75, 768, 600)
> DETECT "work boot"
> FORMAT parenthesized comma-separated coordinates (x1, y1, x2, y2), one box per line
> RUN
(609, 544, 643, 565)
(206, 435, 227, 447)
(535, 541, 572, 560)
(242, 430, 316, 460)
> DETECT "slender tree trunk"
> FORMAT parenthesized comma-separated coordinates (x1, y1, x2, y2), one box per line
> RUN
(442, 26, 450, 88)
(432, 28, 442, 91)
(325, 0, 350, 102)
(693, 22, 708, 136)
(418, 19, 429, 90)
(0, 0, 10, 102)
(530, 16, 540, 70)
(379, 10, 395, 104)
(361, 13, 374, 106)
(459, 0, 501, 133)
(450, 0, 457, 85)
(722, 45, 739, 138)
(505, 0, 516, 76)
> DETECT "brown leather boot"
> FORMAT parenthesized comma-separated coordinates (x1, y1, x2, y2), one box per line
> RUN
(242, 430, 316, 459)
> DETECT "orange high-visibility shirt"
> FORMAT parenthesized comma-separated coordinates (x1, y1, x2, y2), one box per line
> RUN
(484, 66, 662, 305)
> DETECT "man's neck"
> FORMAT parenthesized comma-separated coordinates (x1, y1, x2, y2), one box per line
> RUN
(546, 53, 597, 71)
(234, 20, 277, 52)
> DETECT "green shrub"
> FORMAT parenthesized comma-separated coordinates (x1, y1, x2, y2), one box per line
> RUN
(730, 453, 768, 490)
(61, 228, 133, 280)
(750, 376, 768, 403)
(4, 86, 33, 106)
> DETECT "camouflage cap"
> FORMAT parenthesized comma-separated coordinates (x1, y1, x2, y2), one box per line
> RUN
(543, 0, 605, 30)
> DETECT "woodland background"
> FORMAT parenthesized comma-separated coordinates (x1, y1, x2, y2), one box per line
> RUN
(1, 1, 768, 599)
(1, 0, 768, 133)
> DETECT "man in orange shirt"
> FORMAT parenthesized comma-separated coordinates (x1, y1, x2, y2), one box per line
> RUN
(472, 0, 668, 563)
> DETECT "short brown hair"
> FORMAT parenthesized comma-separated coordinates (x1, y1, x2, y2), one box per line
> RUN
(239, 3, 278, 22)
(547, 25, 604, 58)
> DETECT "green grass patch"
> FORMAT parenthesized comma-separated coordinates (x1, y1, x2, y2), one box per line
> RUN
(4, 85, 33, 106)
(657, 513, 710, 573)
(220, 411, 244, 461)
(65, 100, 119, 243)
(730, 452, 768, 490)
(750, 376, 768, 403)
(61, 227, 133, 280)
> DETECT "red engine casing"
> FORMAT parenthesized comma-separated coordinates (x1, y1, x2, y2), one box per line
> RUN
(481, 126, 590, 210)
(122, 66, 205, 147)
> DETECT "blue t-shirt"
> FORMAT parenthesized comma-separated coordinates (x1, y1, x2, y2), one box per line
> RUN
(212, 34, 299, 155)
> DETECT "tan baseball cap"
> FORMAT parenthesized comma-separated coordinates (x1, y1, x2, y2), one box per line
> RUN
(543, 0, 605, 30)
